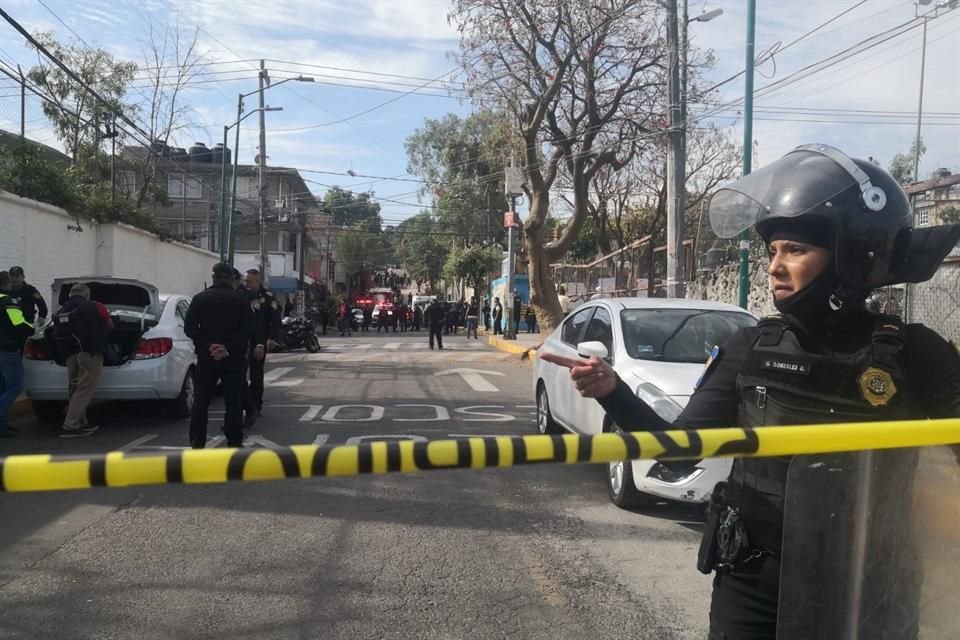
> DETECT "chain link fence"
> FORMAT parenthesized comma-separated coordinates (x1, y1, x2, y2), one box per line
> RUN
(0, 73, 64, 151)
(551, 236, 695, 303)
(907, 254, 960, 343)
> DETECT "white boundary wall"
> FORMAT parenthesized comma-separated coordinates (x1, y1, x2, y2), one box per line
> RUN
(0, 191, 216, 306)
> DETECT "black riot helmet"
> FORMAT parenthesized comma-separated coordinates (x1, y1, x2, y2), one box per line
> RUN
(709, 143, 960, 290)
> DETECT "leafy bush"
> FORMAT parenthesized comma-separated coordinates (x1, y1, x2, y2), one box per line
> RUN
(0, 140, 78, 209)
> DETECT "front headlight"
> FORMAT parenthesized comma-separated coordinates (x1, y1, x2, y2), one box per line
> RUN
(634, 382, 683, 422)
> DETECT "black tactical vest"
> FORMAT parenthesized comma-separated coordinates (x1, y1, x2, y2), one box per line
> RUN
(730, 314, 911, 551)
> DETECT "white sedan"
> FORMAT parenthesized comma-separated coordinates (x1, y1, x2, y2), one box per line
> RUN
(533, 298, 757, 509)
(23, 278, 197, 422)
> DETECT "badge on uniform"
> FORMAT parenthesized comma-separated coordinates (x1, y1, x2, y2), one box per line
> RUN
(696, 345, 721, 389)
(857, 366, 897, 407)
(271, 300, 278, 310)
(251, 299, 261, 312)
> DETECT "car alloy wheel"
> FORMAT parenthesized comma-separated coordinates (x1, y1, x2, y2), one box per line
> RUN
(536, 384, 561, 434)
(609, 459, 625, 497)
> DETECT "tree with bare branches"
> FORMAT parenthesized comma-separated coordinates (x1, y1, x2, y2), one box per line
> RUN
(129, 22, 202, 208)
(451, 0, 669, 333)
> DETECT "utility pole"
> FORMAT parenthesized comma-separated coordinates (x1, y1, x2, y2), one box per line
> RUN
(258, 60, 269, 284)
(665, 0, 684, 299)
(228, 93, 243, 266)
(504, 163, 524, 340)
(17, 64, 24, 138)
(738, 0, 757, 310)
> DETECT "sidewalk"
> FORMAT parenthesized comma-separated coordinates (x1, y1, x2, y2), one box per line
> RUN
(486, 331, 541, 362)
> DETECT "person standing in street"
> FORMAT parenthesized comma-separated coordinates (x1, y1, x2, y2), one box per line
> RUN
(3, 266, 48, 327)
(556, 286, 571, 315)
(512, 290, 522, 336)
(525, 305, 537, 333)
(339, 300, 352, 336)
(242, 269, 280, 422)
(482, 298, 491, 332)
(544, 145, 960, 638)
(413, 304, 423, 332)
(426, 298, 444, 350)
(0, 271, 34, 438)
(492, 297, 503, 335)
(465, 297, 479, 340)
(51, 282, 112, 438)
(184, 263, 251, 449)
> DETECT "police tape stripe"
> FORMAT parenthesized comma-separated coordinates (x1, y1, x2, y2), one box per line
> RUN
(1, 418, 958, 493)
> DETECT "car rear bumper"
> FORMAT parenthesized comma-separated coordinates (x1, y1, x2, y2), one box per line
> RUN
(23, 356, 183, 401)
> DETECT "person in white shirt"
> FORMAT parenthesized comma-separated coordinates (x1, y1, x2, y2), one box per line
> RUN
(557, 286, 571, 314)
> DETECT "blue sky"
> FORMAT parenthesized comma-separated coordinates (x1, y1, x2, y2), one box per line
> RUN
(0, 0, 957, 226)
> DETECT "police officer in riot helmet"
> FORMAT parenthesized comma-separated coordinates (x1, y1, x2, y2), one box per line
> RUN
(542, 144, 960, 638)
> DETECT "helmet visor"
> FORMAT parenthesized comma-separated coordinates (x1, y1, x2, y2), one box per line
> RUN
(708, 149, 860, 238)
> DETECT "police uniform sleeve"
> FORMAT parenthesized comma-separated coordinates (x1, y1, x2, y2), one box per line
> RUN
(233, 294, 254, 356)
(266, 292, 281, 341)
(903, 324, 960, 418)
(30, 285, 48, 318)
(183, 294, 202, 345)
(596, 327, 755, 432)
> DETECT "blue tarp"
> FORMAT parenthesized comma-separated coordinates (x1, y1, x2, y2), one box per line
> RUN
(268, 276, 299, 293)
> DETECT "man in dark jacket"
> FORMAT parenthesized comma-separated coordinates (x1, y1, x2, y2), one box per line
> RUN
(426, 298, 445, 350)
(51, 282, 113, 438)
(242, 269, 280, 420)
(0, 271, 35, 438)
(4, 266, 48, 326)
(185, 263, 252, 449)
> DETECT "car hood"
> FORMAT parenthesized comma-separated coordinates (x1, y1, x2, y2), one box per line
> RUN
(618, 360, 704, 401)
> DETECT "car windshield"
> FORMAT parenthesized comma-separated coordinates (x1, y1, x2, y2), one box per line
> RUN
(620, 309, 756, 363)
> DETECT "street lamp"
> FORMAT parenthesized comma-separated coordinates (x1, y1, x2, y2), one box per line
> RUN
(218, 106, 282, 262)
(912, 0, 957, 185)
(666, 1, 723, 299)
(221, 70, 315, 266)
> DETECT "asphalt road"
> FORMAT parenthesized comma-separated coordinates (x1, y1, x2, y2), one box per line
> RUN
(0, 331, 712, 639)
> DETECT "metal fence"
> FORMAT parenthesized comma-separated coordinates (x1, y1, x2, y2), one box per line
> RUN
(551, 236, 694, 302)
(907, 256, 960, 343)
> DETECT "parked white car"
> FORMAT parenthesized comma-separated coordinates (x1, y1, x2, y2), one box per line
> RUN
(533, 298, 757, 509)
(22, 278, 197, 422)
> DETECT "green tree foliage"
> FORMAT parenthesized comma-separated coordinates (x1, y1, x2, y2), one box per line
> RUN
(404, 111, 511, 243)
(334, 226, 374, 293)
(395, 212, 449, 289)
(940, 205, 960, 225)
(27, 32, 137, 161)
(324, 186, 382, 231)
(443, 243, 502, 293)
(888, 138, 926, 185)
(0, 140, 78, 209)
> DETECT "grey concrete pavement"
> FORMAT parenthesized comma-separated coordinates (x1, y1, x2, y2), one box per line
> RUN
(0, 332, 711, 639)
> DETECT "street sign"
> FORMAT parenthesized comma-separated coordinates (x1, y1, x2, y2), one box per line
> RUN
(505, 166, 524, 196)
(504, 211, 518, 228)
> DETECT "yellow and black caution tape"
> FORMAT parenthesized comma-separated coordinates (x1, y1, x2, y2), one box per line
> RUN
(1, 418, 958, 493)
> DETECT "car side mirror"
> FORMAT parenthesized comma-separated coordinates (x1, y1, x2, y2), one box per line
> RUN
(577, 341, 609, 360)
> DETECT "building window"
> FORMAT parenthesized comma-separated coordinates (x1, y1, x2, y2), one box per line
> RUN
(236, 177, 258, 200)
(118, 170, 137, 197)
(168, 175, 202, 199)
(916, 209, 930, 227)
(328, 260, 336, 284)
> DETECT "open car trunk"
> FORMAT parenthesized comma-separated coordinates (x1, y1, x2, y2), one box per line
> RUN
(49, 278, 161, 367)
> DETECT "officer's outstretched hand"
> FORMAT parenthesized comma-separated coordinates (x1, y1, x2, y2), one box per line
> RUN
(540, 352, 618, 398)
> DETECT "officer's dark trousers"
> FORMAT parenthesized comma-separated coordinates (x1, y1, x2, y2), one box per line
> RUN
(247, 352, 265, 413)
(429, 325, 443, 349)
(708, 555, 779, 640)
(190, 357, 243, 448)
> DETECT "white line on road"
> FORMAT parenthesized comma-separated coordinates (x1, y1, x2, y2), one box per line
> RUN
(299, 405, 323, 422)
(117, 434, 157, 452)
(208, 436, 225, 448)
(435, 368, 505, 392)
(383, 342, 401, 350)
(264, 367, 295, 384)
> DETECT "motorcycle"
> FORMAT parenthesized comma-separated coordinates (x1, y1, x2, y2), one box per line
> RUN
(277, 316, 320, 353)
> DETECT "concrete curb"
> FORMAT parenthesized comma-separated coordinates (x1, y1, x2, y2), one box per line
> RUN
(487, 336, 539, 364)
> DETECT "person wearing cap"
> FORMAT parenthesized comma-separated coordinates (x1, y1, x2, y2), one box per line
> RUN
(543, 144, 960, 638)
(4, 266, 47, 327)
(0, 271, 35, 438)
(183, 263, 252, 449)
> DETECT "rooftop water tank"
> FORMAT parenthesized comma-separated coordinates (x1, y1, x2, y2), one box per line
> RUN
(188, 142, 211, 163)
